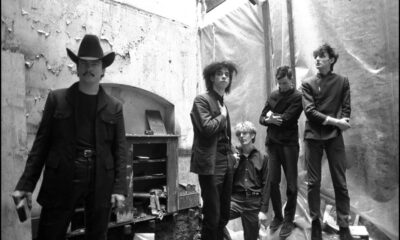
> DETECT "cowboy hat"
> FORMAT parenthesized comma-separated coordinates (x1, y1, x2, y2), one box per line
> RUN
(66, 34, 115, 68)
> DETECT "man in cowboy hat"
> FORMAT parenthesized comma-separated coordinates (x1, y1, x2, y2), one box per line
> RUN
(12, 34, 128, 240)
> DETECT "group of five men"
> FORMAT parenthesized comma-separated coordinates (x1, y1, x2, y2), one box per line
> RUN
(12, 34, 353, 240)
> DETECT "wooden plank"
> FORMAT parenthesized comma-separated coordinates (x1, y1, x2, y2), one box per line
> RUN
(261, 0, 273, 96)
(146, 110, 167, 135)
(286, 0, 297, 86)
(1, 51, 31, 240)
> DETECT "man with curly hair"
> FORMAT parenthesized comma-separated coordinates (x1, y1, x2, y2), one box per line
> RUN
(190, 61, 238, 240)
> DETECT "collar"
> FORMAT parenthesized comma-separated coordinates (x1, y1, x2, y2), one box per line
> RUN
(317, 71, 333, 78)
(237, 145, 258, 158)
(209, 89, 224, 104)
(65, 82, 108, 112)
(279, 87, 295, 96)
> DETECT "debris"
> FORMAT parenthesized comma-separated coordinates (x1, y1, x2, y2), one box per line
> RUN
(21, 9, 29, 16)
(75, 37, 82, 42)
(66, 19, 71, 25)
(8, 28, 12, 33)
(25, 61, 34, 68)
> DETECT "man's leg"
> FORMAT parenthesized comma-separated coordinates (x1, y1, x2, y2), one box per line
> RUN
(305, 139, 324, 240)
(224, 196, 244, 240)
(36, 206, 76, 240)
(325, 134, 353, 240)
(199, 174, 220, 240)
(241, 197, 261, 240)
(84, 190, 112, 240)
(37, 159, 89, 240)
(304, 139, 323, 221)
(266, 144, 284, 231)
(217, 168, 234, 240)
(281, 145, 299, 222)
(279, 145, 299, 238)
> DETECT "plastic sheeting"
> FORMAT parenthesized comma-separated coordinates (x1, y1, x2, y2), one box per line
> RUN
(290, 1, 399, 239)
(200, 0, 398, 239)
(200, 2, 268, 152)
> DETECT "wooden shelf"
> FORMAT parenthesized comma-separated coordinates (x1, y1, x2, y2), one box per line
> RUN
(67, 220, 136, 237)
(133, 158, 166, 164)
(133, 175, 166, 181)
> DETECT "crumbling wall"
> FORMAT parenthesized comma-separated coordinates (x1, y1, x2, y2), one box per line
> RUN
(1, 0, 200, 238)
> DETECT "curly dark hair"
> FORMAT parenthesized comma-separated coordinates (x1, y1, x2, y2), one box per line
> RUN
(203, 61, 238, 94)
(313, 43, 339, 71)
(276, 65, 292, 80)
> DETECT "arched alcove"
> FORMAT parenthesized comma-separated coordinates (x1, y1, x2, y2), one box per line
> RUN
(102, 83, 175, 135)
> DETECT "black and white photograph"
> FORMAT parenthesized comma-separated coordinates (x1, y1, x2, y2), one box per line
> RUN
(1, 0, 398, 239)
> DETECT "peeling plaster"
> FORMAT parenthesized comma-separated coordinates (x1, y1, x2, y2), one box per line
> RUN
(37, 29, 50, 37)
(100, 37, 113, 47)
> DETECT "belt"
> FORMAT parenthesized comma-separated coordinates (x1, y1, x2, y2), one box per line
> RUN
(235, 190, 261, 197)
(244, 190, 261, 197)
(77, 149, 96, 158)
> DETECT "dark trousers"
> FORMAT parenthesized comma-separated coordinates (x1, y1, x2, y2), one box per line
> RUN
(229, 193, 261, 240)
(37, 155, 112, 240)
(198, 152, 233, 240)
(305, 134, 351, 227)
(267, 144, 298, 222)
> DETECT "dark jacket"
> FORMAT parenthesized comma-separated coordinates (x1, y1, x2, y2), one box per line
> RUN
(259, 88, 303, 145)
(301, 72, 351, 140)
(15, 82, 128, 208)
(190, 91, 233, 175)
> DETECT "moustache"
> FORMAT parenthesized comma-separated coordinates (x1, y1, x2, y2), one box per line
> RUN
(83, 71, 95, 77)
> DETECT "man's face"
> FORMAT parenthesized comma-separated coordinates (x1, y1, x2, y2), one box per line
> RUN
(212, 67, 230, 91)
(277, 76, 293, 93)
(315, 51, 333, 73)
(236, 131, 255, 146)
(77, 59, 104, 85)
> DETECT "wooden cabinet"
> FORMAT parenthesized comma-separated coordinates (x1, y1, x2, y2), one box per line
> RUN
(123, 135, 179, 221)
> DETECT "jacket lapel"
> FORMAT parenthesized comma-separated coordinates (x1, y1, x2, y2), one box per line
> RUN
(96, 86, 108, 114)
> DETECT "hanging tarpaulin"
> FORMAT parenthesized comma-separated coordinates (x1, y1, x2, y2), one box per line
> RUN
(199, 1, 269, 152)
(290, 0, 399, 239)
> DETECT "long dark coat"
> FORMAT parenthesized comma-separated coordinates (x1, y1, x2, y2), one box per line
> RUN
(15, 82, 127, 208)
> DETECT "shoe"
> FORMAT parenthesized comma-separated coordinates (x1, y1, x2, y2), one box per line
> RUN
(269, 216, 283, 232)
(311, 219, 322, 240)
(279, 221, 295, 238)
(339, 227, 355, 240)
